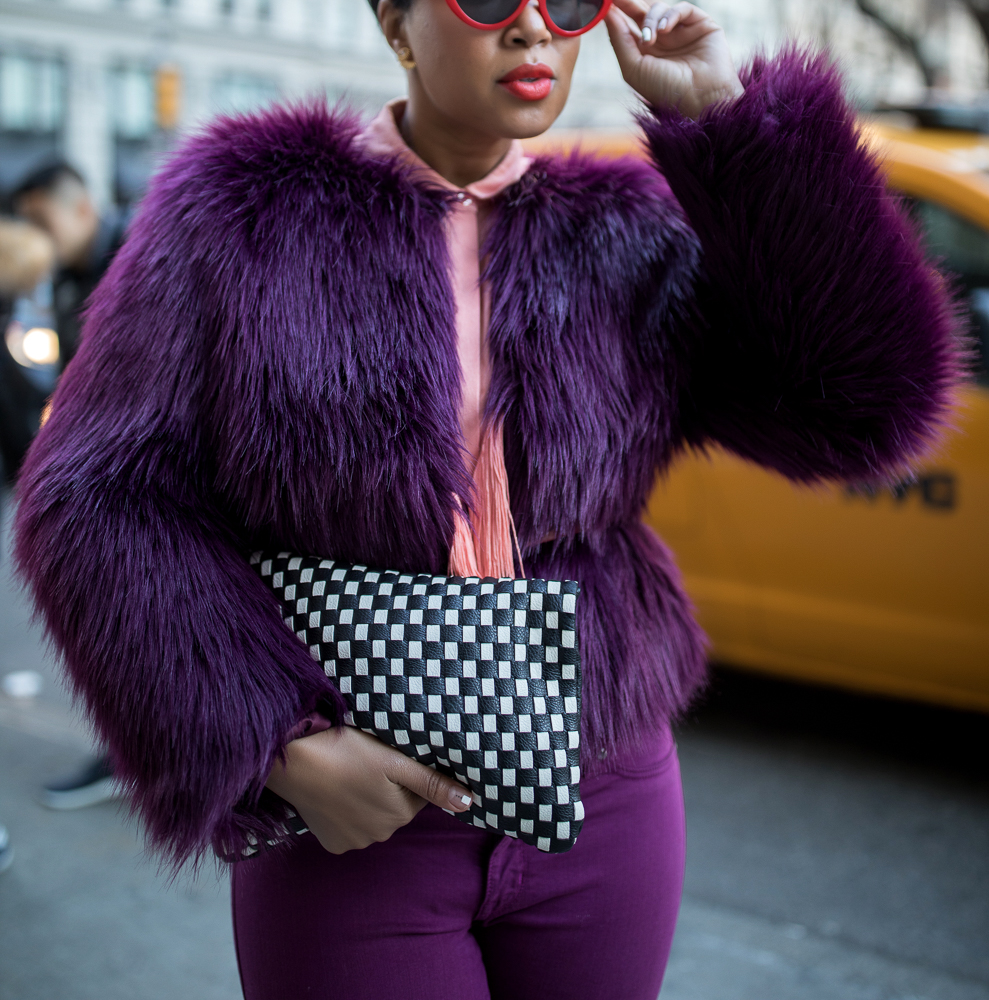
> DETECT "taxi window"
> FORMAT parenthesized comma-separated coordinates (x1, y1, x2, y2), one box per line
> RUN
(907, 198, 989, 383)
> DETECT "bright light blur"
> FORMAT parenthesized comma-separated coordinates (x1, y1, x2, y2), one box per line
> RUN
(4, 321, 60, 368)
(1, 669, 44, 700)
(22, 326, 60, 365)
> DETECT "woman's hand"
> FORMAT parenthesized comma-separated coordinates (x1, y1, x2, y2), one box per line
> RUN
(266, 726, 474, 854)
(605, 0, 744, 120)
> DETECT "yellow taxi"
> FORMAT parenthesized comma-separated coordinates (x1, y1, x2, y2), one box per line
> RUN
(525, 121, 989, 713)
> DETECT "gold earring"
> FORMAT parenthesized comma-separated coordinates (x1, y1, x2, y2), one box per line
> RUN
(395, 46, 417, 70)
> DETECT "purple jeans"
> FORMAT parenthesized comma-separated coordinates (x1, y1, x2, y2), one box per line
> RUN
(231, 729, 685, 1000)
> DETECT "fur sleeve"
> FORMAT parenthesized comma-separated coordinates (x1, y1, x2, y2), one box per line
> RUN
(640, 48, 965, 482)
(13, 131, 346, 869)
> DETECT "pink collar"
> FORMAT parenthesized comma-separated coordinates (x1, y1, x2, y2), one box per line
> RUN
(358, 98, 531, 200)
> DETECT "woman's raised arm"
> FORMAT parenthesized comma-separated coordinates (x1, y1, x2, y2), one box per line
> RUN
(642, 48, 963, 481)
(610, 5, 964, 482)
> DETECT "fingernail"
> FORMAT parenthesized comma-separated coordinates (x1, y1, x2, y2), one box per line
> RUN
(657, 16, 668, 29)
(641, 25, 652, 41)
(450, 789, 472, 811)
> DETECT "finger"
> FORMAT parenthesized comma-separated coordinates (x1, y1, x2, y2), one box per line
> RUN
(609, 0, 650, 28)
(640, 2, 670, 42)
(386, 755, 474, 813)
(605, 6, 645, 73)
(645, 1, 705, 40)
(662, 2, 704, 31)
(318, 827, 374, 855)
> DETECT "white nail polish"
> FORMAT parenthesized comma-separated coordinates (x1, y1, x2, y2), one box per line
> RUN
(657, 16, 668, 29)
(641, 26, 652, 42)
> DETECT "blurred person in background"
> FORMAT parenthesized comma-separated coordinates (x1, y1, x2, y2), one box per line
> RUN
(12, 162, 127, 368)
(0, 213, 55, 874)
(0, 216, 56, 479)
(12, 0, 963, 996)
(10, 163, 126, 811)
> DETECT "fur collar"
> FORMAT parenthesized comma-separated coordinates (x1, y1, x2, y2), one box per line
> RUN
(177, 101, 699, 570)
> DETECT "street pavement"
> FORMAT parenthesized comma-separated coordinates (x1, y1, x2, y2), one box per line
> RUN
(669, 673, 989, 1000)
(1, 502, 987, 1000)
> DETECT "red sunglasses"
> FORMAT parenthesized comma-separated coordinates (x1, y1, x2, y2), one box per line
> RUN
(445, 0, 612, 36)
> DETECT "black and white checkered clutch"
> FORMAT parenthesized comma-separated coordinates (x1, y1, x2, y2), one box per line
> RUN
(251, 552, 583, 853)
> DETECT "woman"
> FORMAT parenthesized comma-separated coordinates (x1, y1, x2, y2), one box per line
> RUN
(15, 0, 960, 995)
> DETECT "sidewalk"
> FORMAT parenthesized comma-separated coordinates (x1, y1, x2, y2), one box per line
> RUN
(2, 499, 987, 1000)
(0, 724, 241, 1000)
(0, 497, 239, 1000)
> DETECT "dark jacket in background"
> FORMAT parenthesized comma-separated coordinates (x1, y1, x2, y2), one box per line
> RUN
(0, 213, 125, 479)
(52, 212, 126, 365)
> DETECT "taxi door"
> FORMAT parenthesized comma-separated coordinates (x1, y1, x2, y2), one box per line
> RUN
(645, 196, 989, 712)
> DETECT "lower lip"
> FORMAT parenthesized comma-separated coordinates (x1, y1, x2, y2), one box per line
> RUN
(499, 78, 553, 101)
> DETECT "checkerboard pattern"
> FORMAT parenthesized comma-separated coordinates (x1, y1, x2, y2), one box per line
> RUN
(251, 551, 583, 854)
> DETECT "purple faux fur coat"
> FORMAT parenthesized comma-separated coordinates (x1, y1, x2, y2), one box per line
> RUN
(15, 50, 961, 866)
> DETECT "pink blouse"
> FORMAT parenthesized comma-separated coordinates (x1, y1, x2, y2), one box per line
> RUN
(358, 100, 532, 578)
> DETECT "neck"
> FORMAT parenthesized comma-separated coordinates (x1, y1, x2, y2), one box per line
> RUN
(401, 82, 512, 189)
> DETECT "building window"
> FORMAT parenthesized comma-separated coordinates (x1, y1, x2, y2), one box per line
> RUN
(212, 73, 279, 115)
(0, 52, 64, 133)
(111, 66, 155, 140)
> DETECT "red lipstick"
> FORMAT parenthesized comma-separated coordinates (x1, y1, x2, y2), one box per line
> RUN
(497, 63, 555, 101)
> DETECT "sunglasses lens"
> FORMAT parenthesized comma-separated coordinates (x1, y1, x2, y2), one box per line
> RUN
(544, 0, 604, 31)
(455, 0, 525, 24)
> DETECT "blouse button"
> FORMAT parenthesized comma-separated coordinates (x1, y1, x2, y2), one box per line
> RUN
(456, 192, 465, 200)
(597, 747, 608, 761)
(462, 197, 473, 206)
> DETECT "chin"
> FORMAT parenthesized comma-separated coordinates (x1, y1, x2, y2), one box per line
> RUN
(493, 96, 568, 140)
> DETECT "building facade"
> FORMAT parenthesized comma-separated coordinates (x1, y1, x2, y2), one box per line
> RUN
(0, 0, 653, 208)
(0, 0, 409, 205)
(1, 0, 987, 210)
